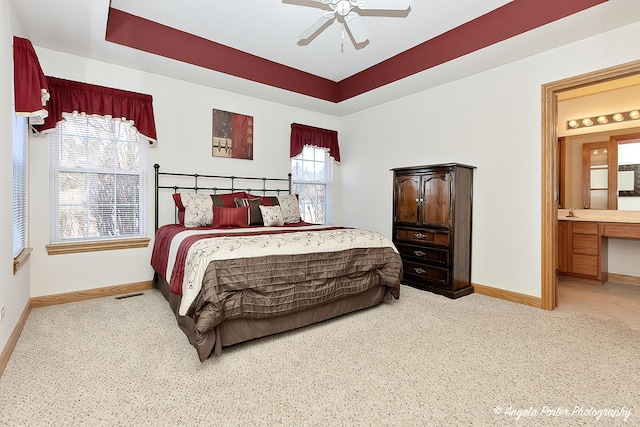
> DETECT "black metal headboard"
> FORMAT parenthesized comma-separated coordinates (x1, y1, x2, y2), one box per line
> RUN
(154, 164, 292, 230)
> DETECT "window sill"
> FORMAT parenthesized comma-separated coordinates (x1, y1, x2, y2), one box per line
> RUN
(46, 237, 150, 255)
(13, 247, 33, 275)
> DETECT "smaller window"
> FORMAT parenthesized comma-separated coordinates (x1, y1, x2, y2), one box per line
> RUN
(13, 114, 28, 257)
(291, 146, 332, 224)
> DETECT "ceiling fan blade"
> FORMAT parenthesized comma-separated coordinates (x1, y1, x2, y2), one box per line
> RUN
(298, 12, 335, 40)
(344, 12, 369, 44)
(358, 0, 411, 10)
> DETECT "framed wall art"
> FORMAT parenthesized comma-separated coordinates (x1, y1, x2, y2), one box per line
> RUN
(212, 108, 253, 160)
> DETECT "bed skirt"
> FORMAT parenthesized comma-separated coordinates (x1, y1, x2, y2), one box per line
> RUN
(153, 272, 395, 360)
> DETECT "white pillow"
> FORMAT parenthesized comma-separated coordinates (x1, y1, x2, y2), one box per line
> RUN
(277, 194, 301, 224)
(259, 205, 284, 227)
(181, 193, 213, 227)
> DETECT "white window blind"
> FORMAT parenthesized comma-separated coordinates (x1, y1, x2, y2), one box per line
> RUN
(50, 113, 148, 243)
(13, 114, 28, 257)
(291, 146, 332, 224)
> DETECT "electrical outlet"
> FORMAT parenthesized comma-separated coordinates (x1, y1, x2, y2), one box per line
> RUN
(0, 305, 4, 322)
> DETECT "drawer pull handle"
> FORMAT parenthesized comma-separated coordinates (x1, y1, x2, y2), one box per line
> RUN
(414, 267, 426, 274)
(414, 233, 426, 239)
(414, 250, 426, 257)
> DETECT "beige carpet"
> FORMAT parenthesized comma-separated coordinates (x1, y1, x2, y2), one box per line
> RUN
(0, 285, 638, 426)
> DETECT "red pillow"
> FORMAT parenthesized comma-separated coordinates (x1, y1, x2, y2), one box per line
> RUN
(172, 193, 186, 224)
(212, 206, 249, 228)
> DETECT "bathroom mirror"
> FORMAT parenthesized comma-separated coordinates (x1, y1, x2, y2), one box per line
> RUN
(559, 131, 640, 211)
(557, 77, 640, 212)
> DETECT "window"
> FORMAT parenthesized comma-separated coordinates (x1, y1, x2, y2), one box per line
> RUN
(13, 114, 28, 258)
(291, 146, 332, 224)
(49, 113, 148, 245)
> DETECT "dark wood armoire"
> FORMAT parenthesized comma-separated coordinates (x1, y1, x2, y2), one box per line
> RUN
(392, 163, 475, 298)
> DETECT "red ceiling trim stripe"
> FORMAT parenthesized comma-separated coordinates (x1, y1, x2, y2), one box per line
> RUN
(105, 0, 607, 104)
(337, 0, 607, 101)
(105, 8, 339, 102)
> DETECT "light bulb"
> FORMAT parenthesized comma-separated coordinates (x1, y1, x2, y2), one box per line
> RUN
(613, 113, 624, 122)
(582, 118, 593, 126)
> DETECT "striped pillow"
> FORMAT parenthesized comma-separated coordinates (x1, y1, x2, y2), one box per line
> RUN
(235, 197, 264, 225)
(212, 206, 249, 228)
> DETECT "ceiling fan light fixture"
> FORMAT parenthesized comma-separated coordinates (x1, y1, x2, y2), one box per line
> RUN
(297, 0, 411, 47)
(335, 1, 353, 16)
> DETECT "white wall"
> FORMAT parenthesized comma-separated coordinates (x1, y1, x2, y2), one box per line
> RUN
(28, 48, 340, 297)
(18, 15, 640, 303)
(338, 21, 640, 296)
(0, 1, 31, 357)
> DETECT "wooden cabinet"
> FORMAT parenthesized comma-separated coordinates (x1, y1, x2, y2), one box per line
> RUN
(392, 163, 475, 298)
(557, 219, 608, 283)
(570, 222, 600, 278)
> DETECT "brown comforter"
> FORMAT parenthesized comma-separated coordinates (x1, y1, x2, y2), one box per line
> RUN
(192, 246, 401, 334)
(151, 224, 403, 360)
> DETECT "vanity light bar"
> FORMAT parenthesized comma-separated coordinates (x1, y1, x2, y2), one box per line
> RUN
(567, 109, 640, 130)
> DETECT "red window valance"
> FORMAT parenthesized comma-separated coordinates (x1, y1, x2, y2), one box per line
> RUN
(36, 76, 158, 145)
(13, 36, 49, 120)
(290, 123, 340, 163)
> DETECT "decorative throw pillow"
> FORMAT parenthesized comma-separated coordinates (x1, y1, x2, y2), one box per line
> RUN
(212, 206, 249, 228)
(235, 197, 265, 225)
(211, 191, 248, 208)
(259, 205, 284, 227)
(277, 194, 301, 224)
(246, 194, 280, 206)
(180, 193, 213, 227)
(172, 193, 186, 224)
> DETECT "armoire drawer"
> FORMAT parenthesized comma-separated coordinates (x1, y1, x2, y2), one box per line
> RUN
(402, 260, 449, 287)
(396, 243, 449, 266)
(395, 228, 449, 246)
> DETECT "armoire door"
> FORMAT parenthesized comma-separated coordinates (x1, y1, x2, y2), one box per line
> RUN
(420, 171, 451, 228)
(394, 174, 420, 225)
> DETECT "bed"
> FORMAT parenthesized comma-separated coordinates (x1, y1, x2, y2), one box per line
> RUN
(151, 164, 402, 361)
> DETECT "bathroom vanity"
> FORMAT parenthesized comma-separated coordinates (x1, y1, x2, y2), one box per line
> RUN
(557, 210, 640, 284)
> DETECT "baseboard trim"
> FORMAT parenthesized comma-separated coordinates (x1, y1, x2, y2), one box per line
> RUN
(473, 283, 542, 309)
(0, 302, 31, 378)
(30, 281, 154, 308)
(607, 273, 640, 287)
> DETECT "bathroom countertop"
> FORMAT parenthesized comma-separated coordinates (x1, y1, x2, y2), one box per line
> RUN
(557, 209, 640, 223)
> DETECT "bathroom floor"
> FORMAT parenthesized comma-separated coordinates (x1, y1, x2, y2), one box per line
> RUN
(557, 277, 640, 330)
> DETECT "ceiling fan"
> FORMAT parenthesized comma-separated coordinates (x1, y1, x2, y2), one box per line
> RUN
(297, 0, 411, 46)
